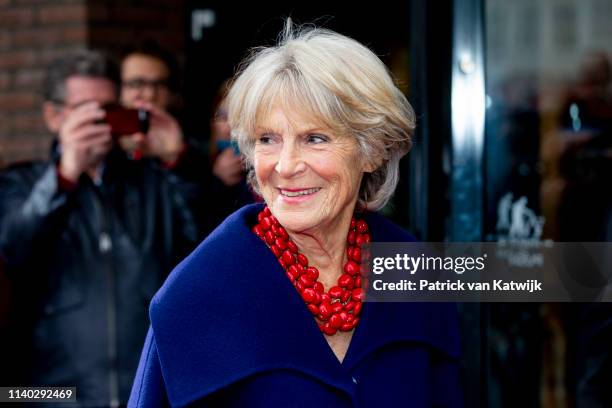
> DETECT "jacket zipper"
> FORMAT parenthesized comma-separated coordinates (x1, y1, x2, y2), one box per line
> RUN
(98, 189, 120, 408)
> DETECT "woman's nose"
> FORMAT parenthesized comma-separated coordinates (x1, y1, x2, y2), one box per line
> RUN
(274, 143, 306, 177)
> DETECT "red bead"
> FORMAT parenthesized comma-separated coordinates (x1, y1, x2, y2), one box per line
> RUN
(348, 231, 356, 245)
(331, 302, 343, 313)
(356, 220, 368, 234)
(306, 267, 319, 281)
(352, 288, 365, 302)
(282, 250, 295, 265)
(253, 208, 367, 336)
(265, 230, 275, 245)
(302, 288, 316, 303)
(299, 274, 314, 288)
(277, 226, 289, 240)
(287, 240, 298, 253)
(287, 265, 300, 280)
(329, 286, 343, 299)
(321, 323, 337, 336)
(350, 247, 361, 262)
(252, 225, 264, 237)
(330, 313, 344, 329)
(338, 274, 352, 288)
(260, 217, 272, 231)
(270, 245, 281, 258)
(297, 253, 308, 267)
(341, 322, 354, 331)
(344, 261, 360, 276)
(274, 237, 287, 250)
(319, 302, 332, 319)
(307, 304, 319, 315)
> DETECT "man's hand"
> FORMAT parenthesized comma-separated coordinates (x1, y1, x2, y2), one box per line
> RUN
(213, 147, 243, 186)
(128, 102, 185, 164)
(58, 102, 112, 182)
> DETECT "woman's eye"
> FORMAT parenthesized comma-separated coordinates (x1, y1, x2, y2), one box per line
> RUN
(307, 134, 328, 144)
(257, 135, 273, 144)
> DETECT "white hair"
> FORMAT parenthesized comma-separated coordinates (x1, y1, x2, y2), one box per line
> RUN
(226, 21, 415, 210)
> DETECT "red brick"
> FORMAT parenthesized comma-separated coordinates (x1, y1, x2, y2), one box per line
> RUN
(62, 26, 88, 43)
(38, 46, 81, 65)
(0, 92, 37, 110)
(0, 8, 34, 27)
(37, 4, 86, 24)
(0, 72, 11, 90)
(1, 142, 49, 165)
(0, 50, 37, 69)
(13, 28, 62, 48)
(0, 30, 11, 49)
(12, 114, 46, 133)
(15, 0, 80, 4)
(14, 68, 44, 88)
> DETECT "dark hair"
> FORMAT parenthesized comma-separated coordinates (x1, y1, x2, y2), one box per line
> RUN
(43, 50, 120, 103)
(121, 40, 181, 92)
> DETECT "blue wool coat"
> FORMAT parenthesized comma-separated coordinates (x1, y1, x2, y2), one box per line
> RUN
(129, 204, 462, 407)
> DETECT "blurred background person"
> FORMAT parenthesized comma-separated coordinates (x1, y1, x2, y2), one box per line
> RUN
(120, 42, 253, 232)
(208, 80, 257, 208)
(0, 50, 199, 407)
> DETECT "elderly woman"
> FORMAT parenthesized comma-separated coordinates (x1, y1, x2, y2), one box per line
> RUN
(129, 24, 461, 407)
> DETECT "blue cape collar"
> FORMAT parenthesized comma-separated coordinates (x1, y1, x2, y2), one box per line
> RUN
(149, 204, 459, 406)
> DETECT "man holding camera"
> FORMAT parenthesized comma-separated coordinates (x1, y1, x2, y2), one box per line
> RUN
(119, 43, 252, 231)
(0, 50, 198, 407)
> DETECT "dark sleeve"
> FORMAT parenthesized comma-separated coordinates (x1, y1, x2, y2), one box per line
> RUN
(0, 164, 73, 269)
(165, 146, 224, 238)
(576, 304, 612, 408)
(129, 328, 171, 408)
(162, 170, 200, 266)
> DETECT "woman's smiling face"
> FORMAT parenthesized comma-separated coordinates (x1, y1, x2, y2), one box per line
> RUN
(253, 107, 370, 235)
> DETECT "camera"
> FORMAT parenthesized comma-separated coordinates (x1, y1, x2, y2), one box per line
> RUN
(102, 103, 150, 139)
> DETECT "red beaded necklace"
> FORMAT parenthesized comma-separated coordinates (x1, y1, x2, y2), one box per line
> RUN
(252, 206, 370, 336)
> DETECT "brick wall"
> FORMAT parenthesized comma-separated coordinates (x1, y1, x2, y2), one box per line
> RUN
(0, 0, 88, 166)
(0, 0, 185, 168)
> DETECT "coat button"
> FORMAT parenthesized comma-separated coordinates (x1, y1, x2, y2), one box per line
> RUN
(352, 376, 358, 384)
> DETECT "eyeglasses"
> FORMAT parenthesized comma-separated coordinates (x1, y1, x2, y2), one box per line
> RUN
(122, 78, 169, 92)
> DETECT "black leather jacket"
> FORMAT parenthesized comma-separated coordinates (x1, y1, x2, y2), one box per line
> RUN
(0, 148, 199, 407)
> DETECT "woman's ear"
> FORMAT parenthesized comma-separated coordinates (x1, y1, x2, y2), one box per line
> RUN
(362, 156, 381, 173)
